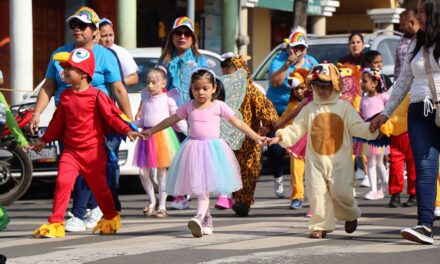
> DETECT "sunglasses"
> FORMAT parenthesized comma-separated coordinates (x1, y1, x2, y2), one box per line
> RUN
(69, 21, 90, 31)
(173, 30, 192, 38)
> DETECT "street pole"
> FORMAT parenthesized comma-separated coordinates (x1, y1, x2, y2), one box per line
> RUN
(187, 0, 195, 21)
(117, 0, 137, 48)
(293, 0, 308, 30)
(222, 0, 238, 53)
(9, 0, 33, 104)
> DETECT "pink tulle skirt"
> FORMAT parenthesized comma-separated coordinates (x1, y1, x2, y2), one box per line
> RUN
(165, 137, 242, 196)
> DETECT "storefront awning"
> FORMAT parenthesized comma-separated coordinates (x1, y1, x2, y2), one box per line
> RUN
(254, 0, 322, 15)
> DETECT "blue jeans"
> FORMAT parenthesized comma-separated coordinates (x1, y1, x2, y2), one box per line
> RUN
(71, 135, 122, 219)
(407, 102, 440, 228)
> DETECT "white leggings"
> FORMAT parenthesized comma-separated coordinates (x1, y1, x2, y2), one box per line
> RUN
(139, 168, 167, 211)
(196, 193, 210, 219)
(367, 152, 388, 193)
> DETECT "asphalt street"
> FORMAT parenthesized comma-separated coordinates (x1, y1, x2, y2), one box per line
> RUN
(1, 174, 440, 264)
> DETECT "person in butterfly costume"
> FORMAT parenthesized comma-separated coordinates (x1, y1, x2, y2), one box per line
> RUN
(220, 54, 278, 216)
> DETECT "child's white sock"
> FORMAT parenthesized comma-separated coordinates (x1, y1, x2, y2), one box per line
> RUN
(196, 193, 210, 219)
(139, 168, 156, 207)
(157, 168, 167, 211)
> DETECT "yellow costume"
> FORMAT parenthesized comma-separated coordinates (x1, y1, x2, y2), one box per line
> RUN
(276, 64, 378, 234)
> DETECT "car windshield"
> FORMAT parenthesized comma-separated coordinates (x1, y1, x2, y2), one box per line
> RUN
(307, 43, 350, 64)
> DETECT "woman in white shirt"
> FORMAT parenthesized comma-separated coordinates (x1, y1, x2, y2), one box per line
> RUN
(370, 0, 440, 245)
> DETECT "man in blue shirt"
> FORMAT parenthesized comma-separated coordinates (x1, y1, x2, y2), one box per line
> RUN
(29, 6, 132, 232)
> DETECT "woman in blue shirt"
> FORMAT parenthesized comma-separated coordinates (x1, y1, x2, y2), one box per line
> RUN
(266, 30, 318, 199)
(158, 16, 208, 210)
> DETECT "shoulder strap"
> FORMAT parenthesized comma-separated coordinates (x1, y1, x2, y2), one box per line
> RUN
(423, 48, 440, 105)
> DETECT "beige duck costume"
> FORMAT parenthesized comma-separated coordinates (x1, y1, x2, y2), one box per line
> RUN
(274, 63, 378, 238)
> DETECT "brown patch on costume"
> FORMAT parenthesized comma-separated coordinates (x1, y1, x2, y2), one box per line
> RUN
(310, 113, 344, 155)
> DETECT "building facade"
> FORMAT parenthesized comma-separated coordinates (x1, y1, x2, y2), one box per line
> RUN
(0, 0, 415, 102)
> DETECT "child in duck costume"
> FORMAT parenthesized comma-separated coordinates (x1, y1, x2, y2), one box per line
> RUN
(268, 63, 379, 238)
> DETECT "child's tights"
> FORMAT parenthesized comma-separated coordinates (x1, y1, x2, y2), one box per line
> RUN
(367, 152, 388, 193)
(196, 193, 210, 219)
(139, 168, 167, 210)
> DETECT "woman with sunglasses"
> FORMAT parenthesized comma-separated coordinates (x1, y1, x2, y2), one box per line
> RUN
(29, 6, 132, 232)
(158, 16, 209, 210)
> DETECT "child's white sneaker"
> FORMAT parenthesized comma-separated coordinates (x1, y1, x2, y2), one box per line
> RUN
(377, 188, 385, 199)
(188, 215, 203, 238)
(202, 214, 214, 235)
(355, 168, 365, 180)
(364, 191, 381, 200)
(274, 177, 284, 198)
(360, 177, 370, 187)
(170, 196, 189, 210)
(85, 207, 103, 229)
(65, 215, 86, 232)
(435, 207, 440, 217)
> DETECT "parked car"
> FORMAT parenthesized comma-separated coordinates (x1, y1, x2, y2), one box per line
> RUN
(23, 48, 222, 177)
(252, 30, 403, 91)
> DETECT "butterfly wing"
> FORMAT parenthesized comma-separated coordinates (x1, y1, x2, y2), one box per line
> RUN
(175, 63, 194, 107)
(219, 68, 248, 150)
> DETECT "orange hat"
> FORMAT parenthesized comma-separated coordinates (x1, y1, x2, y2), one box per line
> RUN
(53, 48, 95, 79)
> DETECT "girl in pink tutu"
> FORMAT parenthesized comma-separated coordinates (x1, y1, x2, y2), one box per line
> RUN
(141, 68, 267, 237)
(134, 66, 186, 218)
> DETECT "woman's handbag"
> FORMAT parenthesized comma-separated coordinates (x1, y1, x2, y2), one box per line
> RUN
(423, 48, 440, 127)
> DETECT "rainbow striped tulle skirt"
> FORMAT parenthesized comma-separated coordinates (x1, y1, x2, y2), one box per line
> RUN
(133, 127, 180, 169)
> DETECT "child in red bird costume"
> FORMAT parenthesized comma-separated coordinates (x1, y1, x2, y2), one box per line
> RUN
(32, 48, 140, 238)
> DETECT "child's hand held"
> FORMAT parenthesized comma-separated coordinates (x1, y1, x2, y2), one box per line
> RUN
(267, 136, 281, 146)
(32, 139, 46, 153)
(141, 129, 153, 139)
(127, 131, 140, 142)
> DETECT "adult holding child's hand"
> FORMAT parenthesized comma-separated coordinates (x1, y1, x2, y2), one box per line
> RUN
(30, 6, 132, 232)
(370, 0, 440, 245)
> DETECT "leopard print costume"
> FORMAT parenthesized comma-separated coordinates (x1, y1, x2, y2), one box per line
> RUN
(230, 56, 278, 208)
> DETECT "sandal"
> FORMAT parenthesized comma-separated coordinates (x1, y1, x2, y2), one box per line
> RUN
(309, 230, 327, 239)
(142, 207, 155, 217)
(153, 210, 168, 218)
